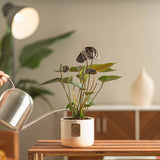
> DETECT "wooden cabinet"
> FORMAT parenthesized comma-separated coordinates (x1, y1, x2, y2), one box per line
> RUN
(68, 105, 160, 160)
(140, 111, 160, 140)
(86, 111, 135, 140)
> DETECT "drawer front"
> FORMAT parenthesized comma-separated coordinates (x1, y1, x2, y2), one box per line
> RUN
(86, 111, 135, 140)
(140, 111, 160, 140)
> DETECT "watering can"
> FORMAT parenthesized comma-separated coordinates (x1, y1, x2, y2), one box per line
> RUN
(0, 76, 67, 133)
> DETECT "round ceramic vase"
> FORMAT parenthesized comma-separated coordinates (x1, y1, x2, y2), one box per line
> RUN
(61, 117, 94, 147)
(131, 68, 154, 106)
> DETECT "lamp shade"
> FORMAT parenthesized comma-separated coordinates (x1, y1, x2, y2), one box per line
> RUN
(2, 2, 39, 39)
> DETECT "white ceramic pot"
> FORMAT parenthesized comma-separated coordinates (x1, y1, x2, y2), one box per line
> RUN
(61, 117, 94, 147)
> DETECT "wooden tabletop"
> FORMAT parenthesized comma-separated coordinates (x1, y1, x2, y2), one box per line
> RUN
(28, 140, 160, 157)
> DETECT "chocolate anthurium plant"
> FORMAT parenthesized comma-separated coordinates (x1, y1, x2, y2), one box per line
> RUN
(42, 47, 121, 119)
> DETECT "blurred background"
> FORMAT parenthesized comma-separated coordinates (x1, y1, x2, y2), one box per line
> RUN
(1, 0, 160, 160)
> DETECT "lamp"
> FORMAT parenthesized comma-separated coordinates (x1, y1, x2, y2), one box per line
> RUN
(0, 77, 67, 133)
(1, 2, 39, 81)
(2, 2, 39, 40)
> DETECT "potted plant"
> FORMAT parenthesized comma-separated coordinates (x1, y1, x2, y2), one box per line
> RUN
(42, 47, 121, 147)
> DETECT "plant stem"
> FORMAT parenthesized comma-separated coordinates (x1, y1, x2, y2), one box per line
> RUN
(67, 82, 71, 102)
(78, 64, 87, 117)
(91, 82, 104, 103)
(59, 65, 71, 104)
(84, 82, 102, 115)
(86, 59, 93, 92)
(89, 75, 95, 92)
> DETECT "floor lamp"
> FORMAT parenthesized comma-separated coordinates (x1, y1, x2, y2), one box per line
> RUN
(2, 2, 40, 81)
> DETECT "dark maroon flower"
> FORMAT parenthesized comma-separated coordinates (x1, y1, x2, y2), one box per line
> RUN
(76, 52, 87, 63)
(76, 47, 99, 63)
(55, 65, 69, 72)
(85, 69, 97, 74)
(84, 47, 99, 59)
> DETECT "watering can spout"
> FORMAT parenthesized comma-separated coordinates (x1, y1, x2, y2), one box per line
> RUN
(21, 109, 68, 132)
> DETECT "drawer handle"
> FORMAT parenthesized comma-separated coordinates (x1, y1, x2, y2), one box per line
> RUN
(103, 118, 107, 133)
(96, 117, 101, 133)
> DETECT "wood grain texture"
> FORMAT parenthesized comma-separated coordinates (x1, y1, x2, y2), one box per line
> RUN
(0, 130, 19, 160)
(86, 111, 135, 140)
(140, 111, 160, 140)
(28, 140, 160, 158)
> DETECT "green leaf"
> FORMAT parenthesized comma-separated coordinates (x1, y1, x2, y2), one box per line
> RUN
(20, 48, 53, 69)
(69, 63, 115, 73)
(70, 81, 83, 88)
(69, 66, 83, 72)
(90, 63, 116, 72)
(88, 97, 93, 101)
(41, 78, 62, 85)
(66, 102, 75, 109)
(16, 79, 54, 109)
(19, 30, 75, 69)
(85, 92, 94, 95)
(0, 30, 13, 74)
(42, 76, 73, 85)
(61, 76, 73, 83)
(16, 79, 39, 87)
(105, 68, 116, 72)
(28, 86, 54, 99)
(98, 75, 121, 82)
(17, 85, 53, 99)
(76, 74, 89, 82)
(84, 101, 95, 107)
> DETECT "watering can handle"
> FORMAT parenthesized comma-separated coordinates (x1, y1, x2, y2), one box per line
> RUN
(7, 77, 15, 88)
(0, 75, 15, 88)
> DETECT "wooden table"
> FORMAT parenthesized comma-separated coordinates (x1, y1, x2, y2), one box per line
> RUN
(28, 140, 160, 160)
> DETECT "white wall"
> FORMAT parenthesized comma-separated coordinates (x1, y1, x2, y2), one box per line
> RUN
(1, 0, 160, 160)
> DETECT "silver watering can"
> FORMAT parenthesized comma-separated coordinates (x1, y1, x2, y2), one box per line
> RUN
(0, 76, 67, 133)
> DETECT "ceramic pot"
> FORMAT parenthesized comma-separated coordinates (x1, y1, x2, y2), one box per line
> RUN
(61, 117, 94, 147)
(131, 68, 154, 106)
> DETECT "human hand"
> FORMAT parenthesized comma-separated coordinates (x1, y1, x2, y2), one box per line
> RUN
(0, 71, 8, 87)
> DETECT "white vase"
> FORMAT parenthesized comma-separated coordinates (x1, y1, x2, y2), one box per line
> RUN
(131, 68, 154, 106)
(61, 117, 94, 147)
